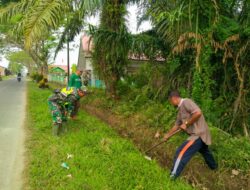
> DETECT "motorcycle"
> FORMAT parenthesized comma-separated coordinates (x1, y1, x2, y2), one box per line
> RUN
(17, 73, 21, 82)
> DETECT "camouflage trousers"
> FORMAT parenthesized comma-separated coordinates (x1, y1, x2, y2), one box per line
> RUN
(48, 101, 67, 124)
(70, 100, 80, 117)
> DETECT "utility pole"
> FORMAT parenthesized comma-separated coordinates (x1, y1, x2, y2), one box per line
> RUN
(66, 15, 70, 85)
(67, 36, 70, 85)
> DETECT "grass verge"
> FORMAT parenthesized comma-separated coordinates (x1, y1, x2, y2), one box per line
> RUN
(82, 89, 250, 172)
(80, 89, 250, 190)
(1, 75, 14, 80)
(25, 81, 193, 190)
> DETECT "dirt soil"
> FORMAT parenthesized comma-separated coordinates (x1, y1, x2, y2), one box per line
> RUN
(83, 104, 250, 190)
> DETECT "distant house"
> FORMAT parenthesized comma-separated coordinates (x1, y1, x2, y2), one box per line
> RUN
(77, 34, 165, 87)
(48, 65, 68, 84)
(0, 66, 6, 76)
(77, 34, 105, 88)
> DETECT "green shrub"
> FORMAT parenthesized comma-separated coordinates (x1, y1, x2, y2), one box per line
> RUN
(82, 91, 250, 172)
(30, 72, 43, 83)
(38, 78, 49, 89)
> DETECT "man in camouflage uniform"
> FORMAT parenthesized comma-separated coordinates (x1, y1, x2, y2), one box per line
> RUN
(48, 87, 85, 136)
(68, 69, 83, 118)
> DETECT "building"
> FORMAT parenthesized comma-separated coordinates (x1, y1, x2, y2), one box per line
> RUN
(77, 34, 165, 88)
(48, 65, 68, 84)
(0, 66, 6, 76)
(77, 34, 105, 88)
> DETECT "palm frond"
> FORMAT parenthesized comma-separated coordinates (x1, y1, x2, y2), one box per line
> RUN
(23, 0, 70, 49)
(81, 0, 103, 12)
(0, 1, 30, 23)
(54, 0, 104, 57)
(54, 9, 86, 58)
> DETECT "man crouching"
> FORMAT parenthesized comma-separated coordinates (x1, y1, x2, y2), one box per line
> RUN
(48, 87, 85, 136)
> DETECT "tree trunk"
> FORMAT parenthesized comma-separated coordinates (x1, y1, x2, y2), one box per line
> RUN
(110, 73, 118, 99)
(243, 123, 249, 137)
(229, 48, 248, 136)
(229, 67, 243, 131)
(95, 0, 126, 99)
(42, 62, 48, 77)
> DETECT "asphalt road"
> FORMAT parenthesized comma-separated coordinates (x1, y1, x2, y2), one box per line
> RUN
(0, 78, 26, 190)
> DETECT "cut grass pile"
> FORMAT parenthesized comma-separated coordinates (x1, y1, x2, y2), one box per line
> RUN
(25, 82, 193, 189)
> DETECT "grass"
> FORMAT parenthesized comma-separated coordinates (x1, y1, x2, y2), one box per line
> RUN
(81, 89, 250, 173)
(25, 81, 193, 190)
(1, 75, 14, 80)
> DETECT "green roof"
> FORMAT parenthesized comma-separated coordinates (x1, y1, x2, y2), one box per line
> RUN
(49, 67, 66, 74)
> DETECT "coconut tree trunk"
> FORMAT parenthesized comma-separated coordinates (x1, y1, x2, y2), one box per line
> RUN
(110, 72, 119, 99)
(94, 0, 128, 99)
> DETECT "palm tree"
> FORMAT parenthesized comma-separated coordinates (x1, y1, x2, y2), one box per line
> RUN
(140, 0, 250, 136)
(90, 0, 131, 98)
(0, 0, 19, 6)
(0, 0, 138, 90)
(0, 0, 102, 48)
(0, 0, 102, 76)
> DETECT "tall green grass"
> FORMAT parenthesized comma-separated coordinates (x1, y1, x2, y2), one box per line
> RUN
(25, 82, 193, 190)
(82, 89, 250, 172)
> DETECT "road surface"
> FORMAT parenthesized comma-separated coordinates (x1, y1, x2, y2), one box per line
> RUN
(0, 78, 26, 190)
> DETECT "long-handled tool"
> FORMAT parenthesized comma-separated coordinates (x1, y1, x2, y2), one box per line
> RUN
(144, 129, 181, 160)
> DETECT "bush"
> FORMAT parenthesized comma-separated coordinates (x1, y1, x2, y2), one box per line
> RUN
(38, 78, 49, 89)
(117, 79, 132, 97)
(30, 72, 43, 83)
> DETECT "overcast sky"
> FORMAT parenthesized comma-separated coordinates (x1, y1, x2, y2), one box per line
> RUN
(0, 4, 152, 68)
(54, 4, 151, 67)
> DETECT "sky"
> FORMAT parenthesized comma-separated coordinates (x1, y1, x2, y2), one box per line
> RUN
(0, 4, 152, 68)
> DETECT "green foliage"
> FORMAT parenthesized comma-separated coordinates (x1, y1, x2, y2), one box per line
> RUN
(213, 16, 240, 41)
(210, 128, 250, 171)
(6, 50, 36, 73)
(0, 0, 18, 6)
(128, 64, 169, 102)
(7, 50, 32, 63)
(191, 46, 214, 117)
(131, 30, 168, 60)
(30, 72, 43, 83)
(90, 1, 132, 98)
(82, 90, 250, 172)
(25, 82, 193, 190)
(136, 0, 250, 136)
(0, 0, 70, 48)
(145, 0, 220, 46)
(199, 47, 214, 117)
(140, 103, 176, 129)
(0, 0, 248, 136)
(0, 0, 102, 47)
(7, 62, 23, 73)
(71, 63, 77, 74)
(38, 78, 49, 89)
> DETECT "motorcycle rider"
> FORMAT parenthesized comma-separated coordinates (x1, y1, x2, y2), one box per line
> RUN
(17, 72, 21, 82)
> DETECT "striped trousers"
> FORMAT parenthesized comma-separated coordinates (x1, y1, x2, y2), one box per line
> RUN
(171, 138, 217, 177)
